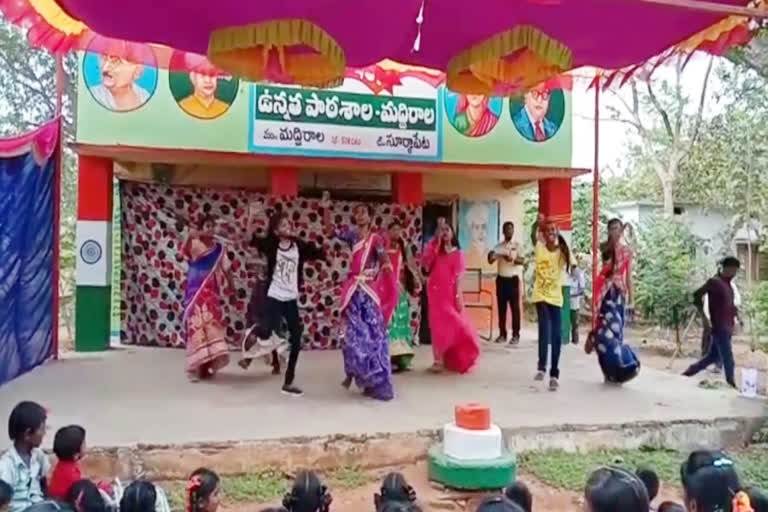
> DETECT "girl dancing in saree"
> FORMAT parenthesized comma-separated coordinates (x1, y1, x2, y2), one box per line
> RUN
(385, 220, 421, 372)
(182, 219, 232, 381)
(322, 193, 396, 401)
(586, 218, 640, 384)
(422, 218, 480, 374)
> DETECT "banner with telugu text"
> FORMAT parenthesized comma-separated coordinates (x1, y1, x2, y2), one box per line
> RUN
(249, 85, 442, 161)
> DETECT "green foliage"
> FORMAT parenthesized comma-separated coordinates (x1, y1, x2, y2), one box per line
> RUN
(633, 215, 702, 328)
(742, 282, 768, 351)
(520, 445, 768, 491)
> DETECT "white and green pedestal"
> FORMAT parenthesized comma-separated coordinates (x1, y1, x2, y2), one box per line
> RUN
(428, 423, 516, 490)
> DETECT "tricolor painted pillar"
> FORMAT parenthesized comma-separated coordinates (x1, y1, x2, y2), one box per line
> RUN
(391, 172, 424, 205)
(269, 166, 298, 197)
(75, 156, 113, 352)
(538, 177, 573, 345)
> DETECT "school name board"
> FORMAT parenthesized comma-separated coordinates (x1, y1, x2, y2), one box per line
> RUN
(249, 85, 442, 161)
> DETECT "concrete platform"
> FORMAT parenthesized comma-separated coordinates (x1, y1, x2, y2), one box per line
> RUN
(0, 337, 764, 478)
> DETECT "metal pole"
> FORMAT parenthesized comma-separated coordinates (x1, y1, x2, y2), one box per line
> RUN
(52, 54, 64, 360)
(591, 78, 600, 325)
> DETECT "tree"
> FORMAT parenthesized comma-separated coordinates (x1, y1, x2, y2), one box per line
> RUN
(0, 18, 79, 336)
(604, 56, 714, 215)
(633, 215, 704, 329)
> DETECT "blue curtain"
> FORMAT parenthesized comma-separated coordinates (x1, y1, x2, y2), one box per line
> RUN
(0, 150, 54, 385)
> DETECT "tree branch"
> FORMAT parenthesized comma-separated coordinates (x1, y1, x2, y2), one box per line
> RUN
(646, 81, 674, 139)
(687, 55, 714, 152)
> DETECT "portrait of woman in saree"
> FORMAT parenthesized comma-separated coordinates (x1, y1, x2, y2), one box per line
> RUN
(445, 92, 502, 138)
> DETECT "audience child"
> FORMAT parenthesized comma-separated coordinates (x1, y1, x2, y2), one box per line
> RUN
(0, 481, 12, 512)
(282, 471, 332, 512)
(745, 488, 768, 512)
(187, 469, 220, 512)
(680, 450, 745, 512)
(0, 401, 50, 512)
(474, 495, 524, 512)
(585, 467, 649, 512)
(378, 503, 422, 512)
(374, 472, 416, 512)
(49, 426, 87, 500)
(120, 481, 158, 512)
(67, 480, 107, 512)
(636, 467, 660, 510)
(657, 502, 685, 512)
(259, 509, 288, 512)
(504, 481, 532, 512)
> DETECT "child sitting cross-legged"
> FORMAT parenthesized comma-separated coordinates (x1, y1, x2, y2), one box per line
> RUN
(0, 402, 50, 512)
(282, 471, 332, 512)
(374, 472, 417, 512)
(187, 469, 220, 512)
(0, 480, 12, 512)
(49, 426, 87, 501)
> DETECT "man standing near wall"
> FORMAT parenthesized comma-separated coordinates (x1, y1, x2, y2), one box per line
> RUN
(488, 222, 524, 344)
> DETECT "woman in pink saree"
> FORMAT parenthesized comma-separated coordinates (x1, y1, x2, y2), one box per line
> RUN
(453, 94, 499, 137)
(422, 218, 480, 373)
(181, 222, 232, 381)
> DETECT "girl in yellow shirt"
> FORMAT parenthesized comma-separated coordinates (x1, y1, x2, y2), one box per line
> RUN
(532, 221, 569, 391)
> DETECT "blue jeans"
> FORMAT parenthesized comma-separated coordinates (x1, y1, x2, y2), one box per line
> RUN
(536, 302, 562, 378)
(684, 328, 735, 387)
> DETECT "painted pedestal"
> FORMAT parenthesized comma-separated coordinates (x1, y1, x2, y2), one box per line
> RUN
(428, 404, 516, 490)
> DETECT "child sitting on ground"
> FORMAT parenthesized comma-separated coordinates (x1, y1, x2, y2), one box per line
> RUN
(49, 426, 87, 501)
(0, 480, 12, 512)
(67, 480, 107, 512)
(187, 469, 220, 512)
(119, 479, 173, 512)
(282, 471, 332, 512)
(636, 467, 659, 511)
(475, 495, 524, 512)
(746, 487, 768, 512)
(504, 480, 532, 512)
(585, 466, 649, 512)
(657, 502, 685, 512)
(374, 472, 417, 512)
(0, 402, 50, 512)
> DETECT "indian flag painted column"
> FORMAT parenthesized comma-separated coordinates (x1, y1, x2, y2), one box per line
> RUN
(538, 178, 573, 345)
(75, 156, 114, 351)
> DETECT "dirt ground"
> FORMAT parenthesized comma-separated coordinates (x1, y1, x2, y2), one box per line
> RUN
(239, 462, 685, 512)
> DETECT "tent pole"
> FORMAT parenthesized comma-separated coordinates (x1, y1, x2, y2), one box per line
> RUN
(591, 78, 600, 326)
(52, 54, 64, 361)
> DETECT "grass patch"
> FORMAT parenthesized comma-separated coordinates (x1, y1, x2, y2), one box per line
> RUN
(520, 445, 768, 492)
(165, 472, 289, 509)
(327, 466, 368, 489)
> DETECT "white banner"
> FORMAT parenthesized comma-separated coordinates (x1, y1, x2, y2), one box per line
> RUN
(76, 220, 112, 287)
(252, 121, 439, 159)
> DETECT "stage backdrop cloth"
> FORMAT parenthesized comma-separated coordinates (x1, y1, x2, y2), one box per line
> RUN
(120, 182, 422, 349)
(0, 133, 56, 385)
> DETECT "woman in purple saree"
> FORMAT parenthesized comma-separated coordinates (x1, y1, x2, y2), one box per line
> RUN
(323, 194, 395, 401)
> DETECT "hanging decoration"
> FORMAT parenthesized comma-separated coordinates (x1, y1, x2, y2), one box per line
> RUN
(207, 19, 346, 88)
(445, 26, 572, 96)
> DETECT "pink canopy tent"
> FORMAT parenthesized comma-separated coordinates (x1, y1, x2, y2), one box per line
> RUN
(0, 0, 762, 92)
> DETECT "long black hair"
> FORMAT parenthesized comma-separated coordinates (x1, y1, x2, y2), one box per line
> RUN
(283, 470, 332, 512)
(681, 450, 742, 512)
(187, 468, 219, 512)
(68, 480, 107, 512)
(600, 218, 624, 269)
(388, 221, 417, 296)
(120, 480, 157, 512)
(375, 472, 417, 512)
(585, 467, 649, 512)
(558, 234, 571, 273)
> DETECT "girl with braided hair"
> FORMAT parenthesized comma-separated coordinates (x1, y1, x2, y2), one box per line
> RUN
(282, 470, 332, 512)
(186, 469, 220, 512)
